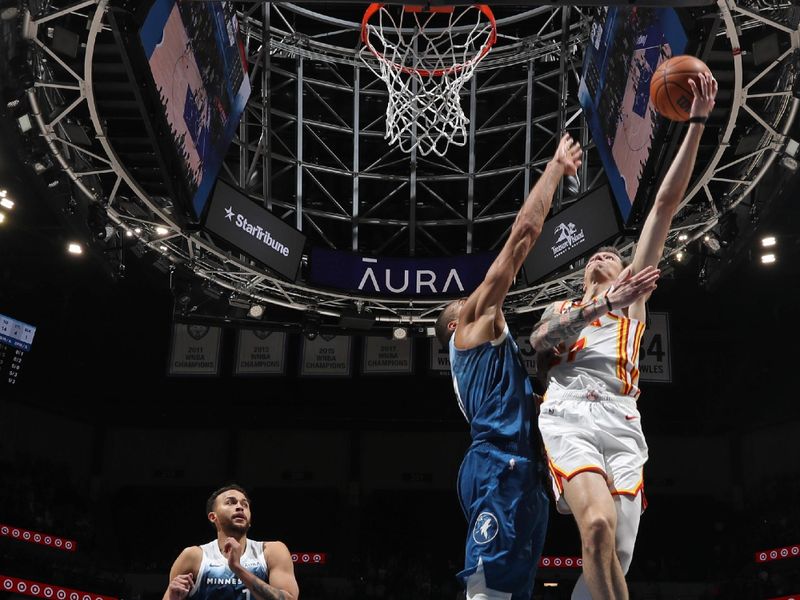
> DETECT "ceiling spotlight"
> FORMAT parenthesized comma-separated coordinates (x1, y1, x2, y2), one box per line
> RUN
(0, 212, 5, 224)
(134, 227, 142, 234)
(0, 198, 13, 210)
(67, 242, 83, 255)
(675, 251, 684, 262)
(0, 190, 6, 197)
(156, 226, 169, 235)
(6, 99, 19, 108)
(392, 326, 408, 340)
(125, 229, 134, 238)
(248, 304, 265, 319)
(159, 245, 168, 251)
(702, 233, 721, 253)
(761, 253, 776, 265)
(678, 233, 688, 242)
(47, 179, 59, 188)
(761, 236, 776, 248)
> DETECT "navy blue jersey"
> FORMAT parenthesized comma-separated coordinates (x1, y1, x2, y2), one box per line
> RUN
(450, 325, 535, 450)
(190, 540, 268, 600)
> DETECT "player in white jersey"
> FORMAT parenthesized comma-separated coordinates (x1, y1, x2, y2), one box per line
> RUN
(531, 72, 717, 600)
(163, 484, 299, 600)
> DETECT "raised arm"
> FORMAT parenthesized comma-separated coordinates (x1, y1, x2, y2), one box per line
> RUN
(530, 266, 659, 353)
(456, 135, 581, 346)
(630, 72, 717, 275)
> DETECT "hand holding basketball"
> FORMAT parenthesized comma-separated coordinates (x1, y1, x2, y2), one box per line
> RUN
(688, 72, 717, 120)
(650, 55, 715, 122)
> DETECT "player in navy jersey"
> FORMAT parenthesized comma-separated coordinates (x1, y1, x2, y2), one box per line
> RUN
(433, 134, 582, 600)
(163, 484, 299, 600)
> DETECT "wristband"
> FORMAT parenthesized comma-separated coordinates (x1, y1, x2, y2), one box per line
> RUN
(688, 115, 708, 124)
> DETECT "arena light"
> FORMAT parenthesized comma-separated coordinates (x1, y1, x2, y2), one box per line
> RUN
(134, 227, 142, 234)
(156, 226, 169, 235)
(761, 236, 776, 248)
(703, 232, 721, 253)
(392, 326, 408, 340)
(125, 229, 134, 238)
(0, 212, 5, 225)
(675, 251, 684, 262)
(543, 582, 559, 587)
(1, 198, 14, 210)
(247, 304, 264, 319)
(678, 233, 688, 242)
(67, 242, 82, 255)
(761, 253, 776, 265)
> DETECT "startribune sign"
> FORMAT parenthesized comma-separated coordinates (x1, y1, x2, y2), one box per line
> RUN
(205, 180, 306, 281)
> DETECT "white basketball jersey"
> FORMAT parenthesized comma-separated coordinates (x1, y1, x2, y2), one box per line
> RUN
(546, 300, 646, 399)
(190, 539, 268, 600)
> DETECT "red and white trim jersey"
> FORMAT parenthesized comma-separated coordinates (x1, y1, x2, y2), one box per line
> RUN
(546, 300, 646, 399)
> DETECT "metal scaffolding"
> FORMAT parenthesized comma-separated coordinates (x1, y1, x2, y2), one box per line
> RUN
(18, 0, 800, 325)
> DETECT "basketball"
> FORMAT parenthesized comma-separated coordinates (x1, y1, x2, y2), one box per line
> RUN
(650, 55, 711, 122)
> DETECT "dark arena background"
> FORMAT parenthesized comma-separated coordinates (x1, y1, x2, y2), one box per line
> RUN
(1, 1, 800, 599)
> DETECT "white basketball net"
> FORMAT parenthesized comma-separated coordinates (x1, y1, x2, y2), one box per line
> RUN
(360, 4, 496, 157)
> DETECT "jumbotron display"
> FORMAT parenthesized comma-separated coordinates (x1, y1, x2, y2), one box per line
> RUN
(139, 0, 251, 220)
(579, 7, 688, 223)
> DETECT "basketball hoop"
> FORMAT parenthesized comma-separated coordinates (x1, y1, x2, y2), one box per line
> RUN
(360, 3, 496, 157)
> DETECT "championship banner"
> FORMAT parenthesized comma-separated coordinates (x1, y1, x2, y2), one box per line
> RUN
(0, 575, 118, 600)
(0, 525, 76, 552)
(638, 311, 671, 383)
(429, 338, 451, 373)
(300, 335, 352, 377)
(362, 337, 413, 374)
(168, 324, 222, 376)
(234, 330, 286, 375)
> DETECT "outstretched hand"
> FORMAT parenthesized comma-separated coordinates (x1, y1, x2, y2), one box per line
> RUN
(688, 72, 717, 119)
(606, 265, 660, 310)
(553, 133, 582, 177)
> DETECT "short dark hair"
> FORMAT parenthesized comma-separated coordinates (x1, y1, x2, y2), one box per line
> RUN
(206, 484, 250, 515)
(434, 301, 459, 348)
(592, 245, 630, 268)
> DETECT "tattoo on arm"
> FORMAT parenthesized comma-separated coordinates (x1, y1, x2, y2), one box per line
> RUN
(250, 580, 289, 600)
(531, 300, 605, 353)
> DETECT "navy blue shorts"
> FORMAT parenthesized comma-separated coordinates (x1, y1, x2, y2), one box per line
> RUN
(457, 441, 549, 600)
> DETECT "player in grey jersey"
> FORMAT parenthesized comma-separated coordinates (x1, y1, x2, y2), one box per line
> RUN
(163, 484, 299, 600)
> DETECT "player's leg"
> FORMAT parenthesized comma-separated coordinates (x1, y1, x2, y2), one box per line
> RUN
(570, 493, 642, 599)
(562, 471, 627, 600)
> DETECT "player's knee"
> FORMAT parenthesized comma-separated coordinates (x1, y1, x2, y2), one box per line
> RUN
(581, 513, 615, 555)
